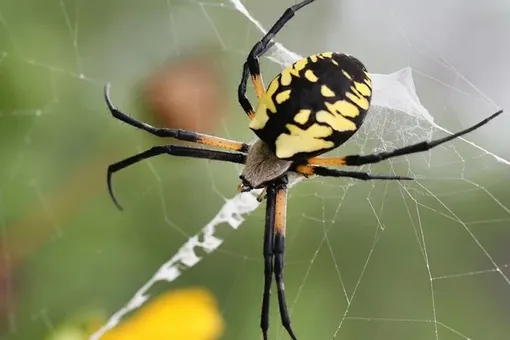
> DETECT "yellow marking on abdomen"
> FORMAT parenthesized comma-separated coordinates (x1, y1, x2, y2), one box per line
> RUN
(316, 110, 357, 132)
(275, 124, 334, 159)
(325, 100, 360, 118)
(304, 69, 318, 82)
(294, 58, 309, 71)
(280, 68, 299, 86)
(310, 54, 318, 62)
(294, 109, 312, 125)
(287, 123, 332, 137)
(354, 81, 371, 96)
(342, 70, 352, 80)
(346, 91, 370, 110)
(280, 70, 291, 86)
(262, 80, 280, 113)
(249, 102, 269, 130)
(321, 52, 333, 58)
(280, 57, 309, 86)
(275, 89, 292, 104)
(321, 85, 335, 97)
(364, 72, 372, 87)
(250, 78, 281, 130)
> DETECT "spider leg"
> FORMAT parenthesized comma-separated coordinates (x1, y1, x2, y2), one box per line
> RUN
(237, 62, 262, 120)
(306, 109, 503, 167)
(262, 177, 297, 340)
(271, 177, 297, 340)
(294, 164, 413, 181)
(107, 145, 246, 210)
(105, 84, 249, 153)
(261, 182, 276, 340)
(237, 0, 317, 120)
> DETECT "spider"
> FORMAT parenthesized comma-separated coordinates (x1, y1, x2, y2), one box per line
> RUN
(105, 0, 503, 338)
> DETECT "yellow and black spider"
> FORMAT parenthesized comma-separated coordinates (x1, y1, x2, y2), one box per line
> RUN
(105, 0, 503, 338)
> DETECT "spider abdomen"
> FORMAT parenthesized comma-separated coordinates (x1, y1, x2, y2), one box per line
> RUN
(249, 52, 372, 160)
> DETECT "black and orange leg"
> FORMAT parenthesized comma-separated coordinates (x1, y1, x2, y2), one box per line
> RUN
(306, 109, 503, 168)
(293, 164, 413, 181)
(261, 181, 275, 340)
(107, 145, 246, 210)
(106, 83, 249, 153)
(237, 56, 268, 120)
(237, 0, 317, 120)
(272, 177, 296, 340)
(261, 177, 297, 340)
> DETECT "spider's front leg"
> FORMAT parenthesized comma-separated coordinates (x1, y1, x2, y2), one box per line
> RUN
(237, 0, 317, 120)
(105, 83, 249, 153)
(237, 44, 268, 120)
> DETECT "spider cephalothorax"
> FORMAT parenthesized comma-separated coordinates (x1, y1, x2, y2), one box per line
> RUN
(105, 0, 503, 338)
(239, 139, 292, 191)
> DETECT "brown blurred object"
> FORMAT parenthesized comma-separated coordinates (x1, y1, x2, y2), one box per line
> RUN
(143, 51, 227, 133)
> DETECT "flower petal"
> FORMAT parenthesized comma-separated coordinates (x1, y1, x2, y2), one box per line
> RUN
(101, 288, 223, 340)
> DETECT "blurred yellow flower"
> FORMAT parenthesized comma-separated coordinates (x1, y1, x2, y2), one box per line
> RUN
(47, 288, 223, 340)
(101, 287, 224, 340)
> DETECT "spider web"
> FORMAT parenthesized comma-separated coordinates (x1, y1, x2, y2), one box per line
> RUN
(0, 0, 509, 339)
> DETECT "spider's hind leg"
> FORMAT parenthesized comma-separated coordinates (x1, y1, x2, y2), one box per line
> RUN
(271, 177, 297, 340)
(260, 177, 297, 340)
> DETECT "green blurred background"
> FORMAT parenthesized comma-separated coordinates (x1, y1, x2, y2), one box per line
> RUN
(0, 0, 509, 339)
